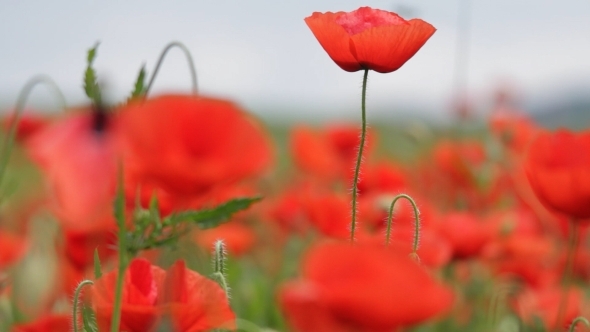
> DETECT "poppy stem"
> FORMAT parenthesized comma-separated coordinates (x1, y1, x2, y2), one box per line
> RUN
(0, 75, 65, 194)
(569, 316, 590, 332)
(111, 164, 129, 332)
(72, 280, 94, 332)
(144, 41, 198, 97)
(555, 219, 579, 332)
(350, 68, 369, 244)
(385, 194, 420, 258)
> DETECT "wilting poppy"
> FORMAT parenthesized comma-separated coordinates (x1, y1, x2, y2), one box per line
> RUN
(279, 242, 453, 331)
(305, 7, 436, 73)
(118, 94, 273, 199)
(525, 130, 590, 220)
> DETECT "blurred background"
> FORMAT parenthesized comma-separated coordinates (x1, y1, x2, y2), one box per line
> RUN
(1, 0, 590, 126)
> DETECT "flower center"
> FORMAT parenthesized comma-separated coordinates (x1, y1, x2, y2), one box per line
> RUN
(335, 7, 407, 36)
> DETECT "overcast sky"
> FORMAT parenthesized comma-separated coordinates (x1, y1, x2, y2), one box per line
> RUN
(1, 1, 590, 120)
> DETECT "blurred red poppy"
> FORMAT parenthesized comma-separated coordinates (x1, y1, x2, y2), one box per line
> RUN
(11, 314, 70, 332)
(279, 242, 453, 331)
(0, 230, 28, 268)
(118, 94, 273, 199)
(25, 110, 118, 228)
(524, 130, 590, 219)
(305, 7, 436, 73)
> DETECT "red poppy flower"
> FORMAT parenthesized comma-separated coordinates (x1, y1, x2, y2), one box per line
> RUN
(11, 314, 70, 332)
(92, 258, 165, 332)
(118, 94, 273, 198)
(279, 242, 453, 331)
(25, 110, 118, 228)
(437, 212, 491, 259)
(2, 111, 49, 143)
(195, 222, 255, 256)
(524, 129, 590, 219)
(514, 286, 582, 330)
(163, 260, 236, 331)
(305, 7, 436, 73)
(0, 230, 28, 268)
(290, 124, 376, 182)
(92, 258, 234, 332)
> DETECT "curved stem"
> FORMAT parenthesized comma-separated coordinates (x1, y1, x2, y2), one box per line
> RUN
(555, 219, 579, 332)
(385, 194, 420, 257)
(350, 68, 369, 244)
(0, 75, 65, 191)
(144, 41, 198, 97)
(569, 317, 590, 332)
(72, 280, 94, 332)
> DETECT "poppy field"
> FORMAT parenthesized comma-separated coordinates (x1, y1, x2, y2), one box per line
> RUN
(1, 5, 590, 332)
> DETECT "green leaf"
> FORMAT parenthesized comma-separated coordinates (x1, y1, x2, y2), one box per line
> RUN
(83, 42, 102, 105)
(82, 306, 99, 332)
(169, 197, 262, 230)
(93, 248, 102, 279)
(129, 65, 147, 100)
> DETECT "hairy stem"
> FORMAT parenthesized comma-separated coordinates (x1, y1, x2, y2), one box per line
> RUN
(350, 68, 369, 243)
(385, 194, 421, 259)
(72, 280, 94, 332)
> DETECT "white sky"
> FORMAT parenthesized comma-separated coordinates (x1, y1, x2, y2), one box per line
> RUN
(1, 1, 590, 121)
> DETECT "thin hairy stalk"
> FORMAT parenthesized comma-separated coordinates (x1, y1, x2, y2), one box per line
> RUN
(144, 41, 198, 96)
(569, 317, 590, 332)
(0, 75, 65, 191)
(350, 68, 369, 243)
(72, 280, 94, 332)
(555, 220, 579, 332)
(384, 194, 420, 257)
(110, 165, 128, 332)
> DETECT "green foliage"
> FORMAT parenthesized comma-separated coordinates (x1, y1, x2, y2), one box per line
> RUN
(126, 196, 261, 256)
(128, 65, 147, 101)
(83, 42, 102, 106)
(82, 306, 99, 332)
(93, 249, 102, 279)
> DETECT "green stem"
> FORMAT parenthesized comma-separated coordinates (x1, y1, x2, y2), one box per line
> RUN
(72, 280, 94, 332)
(144, 41, 198, 97)
(385, 194, 420, 257)
(350, 68, 369, 244)
(555, 219, 579, 332)
(569, 317, 590, 332)
(110, 164, 128, 332)
(0, 75, 65, 193)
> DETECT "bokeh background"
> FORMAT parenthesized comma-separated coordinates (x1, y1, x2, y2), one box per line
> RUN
(1, 0, 590, 125)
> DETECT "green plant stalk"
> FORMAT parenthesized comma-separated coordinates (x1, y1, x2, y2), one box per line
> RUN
(350, 68, 369, 244)
(555, 219, 579, 332)
(72, 280, 94, 332)
(0, 75, 65, 193)
(569, 316, 590, 332)
(385, 194, 420, 257)
(110, 167, 128, 332)
(144, 41, 198, 97)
